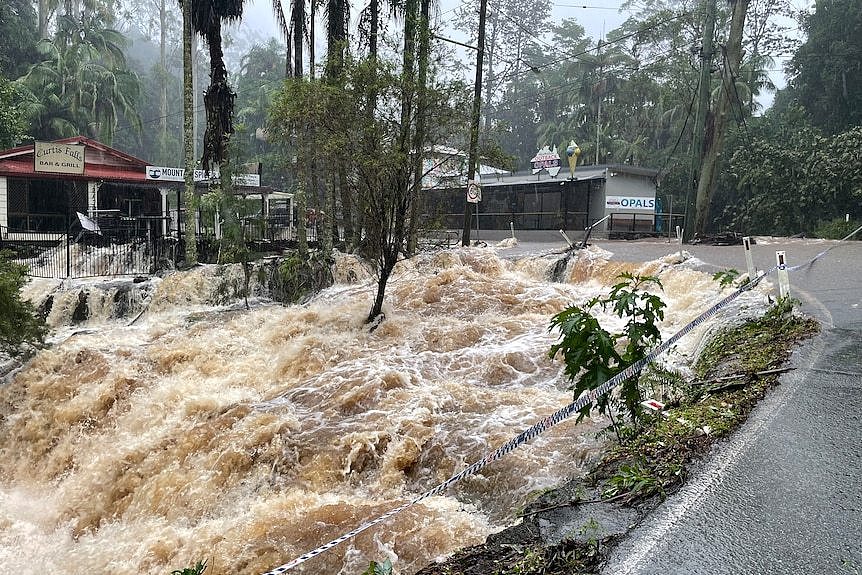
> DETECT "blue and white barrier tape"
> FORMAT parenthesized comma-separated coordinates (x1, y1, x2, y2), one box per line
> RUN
(262, 230, 861, 574)
(787, 223, 862, 272)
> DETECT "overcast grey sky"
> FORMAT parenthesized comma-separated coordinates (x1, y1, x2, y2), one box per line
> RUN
(239, 0, 812, 111)
(240, 0, 627, 56)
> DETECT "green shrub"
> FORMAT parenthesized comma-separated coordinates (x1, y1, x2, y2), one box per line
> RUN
(361, 558, 392, 575)
(815, 217, 861, 240)
(171, 559, 207, 575)
(549, 273, 665, 438)
(0, 251, 46, 356)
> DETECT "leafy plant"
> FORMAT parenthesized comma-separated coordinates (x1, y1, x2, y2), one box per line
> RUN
(549, 273, 665, 437)
(503, 547, 545, 575)
(171, 559, 207, 575)
(0, 251, 47, 356)
(712, 269, 740, 288)
(763, 296, 799, 322)
(815, 217, 860, 240)
(361, 558, 393, 575)
(602, 463, 660, 500)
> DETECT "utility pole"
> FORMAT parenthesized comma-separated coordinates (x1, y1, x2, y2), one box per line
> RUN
(595, 31, 603, 165)
(684, 0, 716, 242)
(693, 0, 749, 235)
(461, 0, 488, 246)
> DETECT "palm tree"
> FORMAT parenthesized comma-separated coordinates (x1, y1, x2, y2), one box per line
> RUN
(187, 0, 244, 172)
(19, 14, 141, 144)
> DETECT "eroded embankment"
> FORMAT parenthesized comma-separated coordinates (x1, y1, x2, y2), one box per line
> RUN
(414, 304, 819, 575)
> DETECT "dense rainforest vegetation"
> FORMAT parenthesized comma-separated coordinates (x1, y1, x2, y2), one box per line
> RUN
(0, 0, 860, 240)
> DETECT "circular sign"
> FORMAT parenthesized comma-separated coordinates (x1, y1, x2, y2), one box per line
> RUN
(467, 182, 481, 203)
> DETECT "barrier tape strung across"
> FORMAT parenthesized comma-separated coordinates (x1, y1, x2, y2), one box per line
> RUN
(787, 223, 862, 272)
(261, 231, 861, 575)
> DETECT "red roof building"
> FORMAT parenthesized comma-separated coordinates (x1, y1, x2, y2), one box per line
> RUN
(0, 137, 166, 234)
(0, 137, 287, 240)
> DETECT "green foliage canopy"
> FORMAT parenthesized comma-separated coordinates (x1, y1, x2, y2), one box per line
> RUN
(787, 0, 862, 135)
(0, 252, 47, 357)
(0, 77, 30, 148)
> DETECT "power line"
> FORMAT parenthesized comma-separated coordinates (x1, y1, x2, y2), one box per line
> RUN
(493, 9, 693, 85)
(553, 3, 632, 10)
(487, 43, 690, 119)
(656, 72, 700, 180)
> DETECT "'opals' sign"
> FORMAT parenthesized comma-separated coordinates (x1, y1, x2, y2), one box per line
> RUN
(605, 195, 656, 211)
(34, 142, 85, 175)
(530, 145, 562, 177)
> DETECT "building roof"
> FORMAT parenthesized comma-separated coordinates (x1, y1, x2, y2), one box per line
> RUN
(479, 163, 660, 188)
(0, 136, 150, 183)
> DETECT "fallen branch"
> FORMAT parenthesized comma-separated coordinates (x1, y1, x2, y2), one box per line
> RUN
(694, 366, 795, 386)
(519, 492, 631, 518)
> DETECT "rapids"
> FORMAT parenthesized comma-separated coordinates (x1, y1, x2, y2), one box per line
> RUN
(0, 245, 771, 574)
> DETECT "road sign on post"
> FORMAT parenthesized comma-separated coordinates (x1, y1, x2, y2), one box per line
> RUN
(467, 181, 482, 203)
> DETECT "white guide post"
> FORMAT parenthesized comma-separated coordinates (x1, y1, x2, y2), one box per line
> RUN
(742, 236, 756, 280)
(776, 251, 790, 299)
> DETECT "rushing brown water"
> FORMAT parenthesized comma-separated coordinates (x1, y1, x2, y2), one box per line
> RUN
(0, 245, 769, 574)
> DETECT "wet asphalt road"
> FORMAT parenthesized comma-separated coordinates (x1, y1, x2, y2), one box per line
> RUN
(492, 233, 862, 574)
(586, 238, 862, 575)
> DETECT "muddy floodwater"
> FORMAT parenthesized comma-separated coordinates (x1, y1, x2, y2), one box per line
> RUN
(0, 245, 770, 574)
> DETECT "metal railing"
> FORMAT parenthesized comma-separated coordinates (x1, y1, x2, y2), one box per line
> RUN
(1, 225, 176, 279)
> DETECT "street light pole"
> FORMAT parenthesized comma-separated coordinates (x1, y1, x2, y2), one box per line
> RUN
(460, 0, 488, 246)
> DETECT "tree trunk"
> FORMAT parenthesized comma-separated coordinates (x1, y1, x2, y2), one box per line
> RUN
(201, 22, 233, 172)
(159, 0, 168, 164)
(369, 0, 378, 59)
(684, 0, 716, 241)
(460, 0, 488, 246)
(693, 0, 749, 236)
(296, 177, 308, 256)
(293, 0, 304, 78)
(309, 0, 316, 79)
(406, 0, 431, 256)
(182, 0, 197, 264)
(481, 10, 499, 133)
(367, 266, 391, 323)
(322, 174, 335, 254)
(399, 0, 418, 153)
(338, 165, 354, 248)
(38, 0, 49, 39)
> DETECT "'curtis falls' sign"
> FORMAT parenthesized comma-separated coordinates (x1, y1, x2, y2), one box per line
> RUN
(34, 141, 85, 175)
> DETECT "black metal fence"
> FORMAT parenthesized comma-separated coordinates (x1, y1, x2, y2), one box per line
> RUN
(1, 215, 332, 278)
(1, 226, 177, 279)
(606, 212, 686, 238)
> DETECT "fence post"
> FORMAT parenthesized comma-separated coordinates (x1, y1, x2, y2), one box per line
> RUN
(66, 215, 72, 278)
(742, 236, 756, 280)
(668, 195, 673, 243)
(776, 251, 790, 299)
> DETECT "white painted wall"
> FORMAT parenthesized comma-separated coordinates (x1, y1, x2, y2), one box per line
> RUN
(604, 172, 657, 230)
